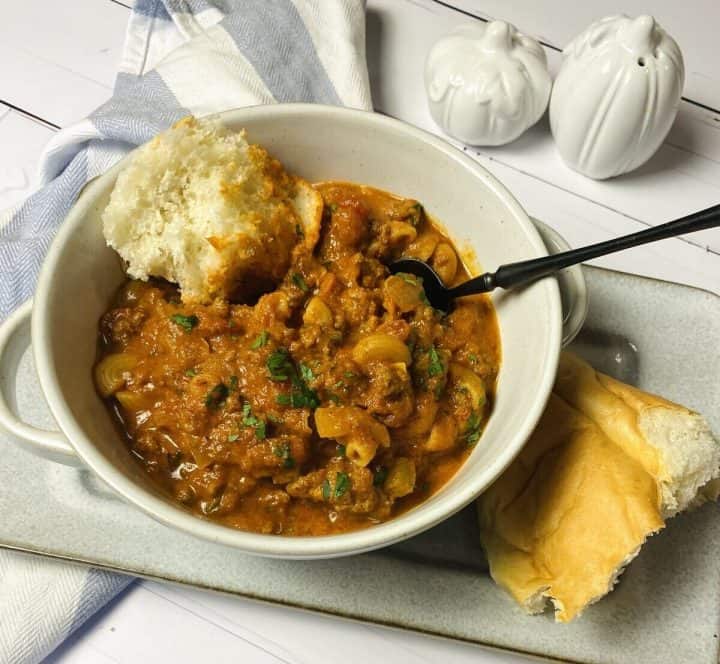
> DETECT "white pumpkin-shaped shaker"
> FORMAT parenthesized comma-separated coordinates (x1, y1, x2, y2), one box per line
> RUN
(425, 21, 551, 146)
(550, 15, 684, 179)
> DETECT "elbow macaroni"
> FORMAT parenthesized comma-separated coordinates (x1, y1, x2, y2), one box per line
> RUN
(352, 333, 411, 366)
(94, 353, 138, 398)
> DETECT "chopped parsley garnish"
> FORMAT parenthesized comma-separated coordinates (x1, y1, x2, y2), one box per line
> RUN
(334, 472, 350, 497)
(242, 402, 267, 440)
(227, 433, 239, 442)
(321, 479, 331, 500)
(427, 345, 444, 377)
(337, 444, 346, 457)
(323, 472, 350, 500)
(184, 368, 197, 378)
(267, 349, 294, 382)
(251, 330, 269, 349)
(205, 383, 229, 410)
(326, 392, 341, 405)
(419, 290, 431, 306)
(276, 387, 320, 409)
(373, 467, 388, 486)
(399, 273, 417, 286)
(270, 349, 320, 409)
(463, 411, 482, 447)
(229, 375, 238, 392)
(291, 272, 309, 292)
(344, 371, 356, 380)
(170, 313, 198, 333)
(468, 353, 478, 364)
(299, 362, 315, 383)
(273, 442, 295, 469)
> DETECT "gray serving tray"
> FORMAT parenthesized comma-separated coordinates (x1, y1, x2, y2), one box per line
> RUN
(1, 265, 719, 664)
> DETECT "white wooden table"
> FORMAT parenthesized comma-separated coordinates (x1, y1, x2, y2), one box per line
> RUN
(2, 1, 718, 662)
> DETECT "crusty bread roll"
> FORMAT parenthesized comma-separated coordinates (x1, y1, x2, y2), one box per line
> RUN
(478, 352, 720, 622)
(102, 116, 322, 303)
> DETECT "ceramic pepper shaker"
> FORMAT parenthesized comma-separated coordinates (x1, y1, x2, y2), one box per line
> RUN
(550, 15, 685, 179)
(425, 21, 551, 146)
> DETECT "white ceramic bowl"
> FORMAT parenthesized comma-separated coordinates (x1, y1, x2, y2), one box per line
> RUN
(0, 105, 574, 558)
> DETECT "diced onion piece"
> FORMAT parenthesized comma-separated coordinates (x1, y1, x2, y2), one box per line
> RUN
(94, 353, 138, 398)
(352, 334, 411, 366)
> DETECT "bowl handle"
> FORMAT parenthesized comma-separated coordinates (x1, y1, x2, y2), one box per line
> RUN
(0, 300, 80, 466)
(531, 218, 589, 347)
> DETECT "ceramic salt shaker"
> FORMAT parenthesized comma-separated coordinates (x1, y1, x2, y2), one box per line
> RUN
(550, 15, 684, 179)
(425, 21, 551, 146)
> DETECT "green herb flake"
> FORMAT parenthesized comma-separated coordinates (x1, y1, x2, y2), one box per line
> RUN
(227, 433, 239, 442)
(170, 313, 199, 333)
(468, 353, 478, 364)
(269, 350, 320, 409)
(334, 472, 350, 498)
(184, 368, 197, 378)
(267, 348, 294, 382)
(241, 401, 267, 440)
(276, 387, 320, 409)
(344, 371, 356, 380)
(336, 444, 346, 457)
(299, 362, 315, 383)
(205, 383, 229, 410)
(322, 479, 331, 500)
(427, 345, 444, 377)
(291, 272, 309, 292)
(399, 273, 417, 286)
(326, 393, 341, 405)
(228, 375, 239, 392)
(419, 290, 431, 306)
(272, 442, 294, 467)
(463, 411, 483, 447)
(373, 467, 388, 486)
(251, 330, 269, 349)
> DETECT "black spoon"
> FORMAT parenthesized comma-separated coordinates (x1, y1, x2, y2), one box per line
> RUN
(391, 203, 720, 312)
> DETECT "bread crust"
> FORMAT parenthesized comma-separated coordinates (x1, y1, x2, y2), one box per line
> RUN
(478, 351, 720, 622)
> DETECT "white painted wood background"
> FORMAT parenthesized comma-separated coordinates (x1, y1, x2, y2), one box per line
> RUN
(1, 1, 718, 662)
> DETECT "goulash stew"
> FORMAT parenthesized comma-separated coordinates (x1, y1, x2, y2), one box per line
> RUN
(95, 183, 501, 535)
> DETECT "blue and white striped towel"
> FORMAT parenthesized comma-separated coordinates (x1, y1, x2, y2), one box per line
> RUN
(0, 1, 371, 662)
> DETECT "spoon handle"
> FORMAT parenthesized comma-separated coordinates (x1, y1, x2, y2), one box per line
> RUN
(458, 203, 720, 294)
